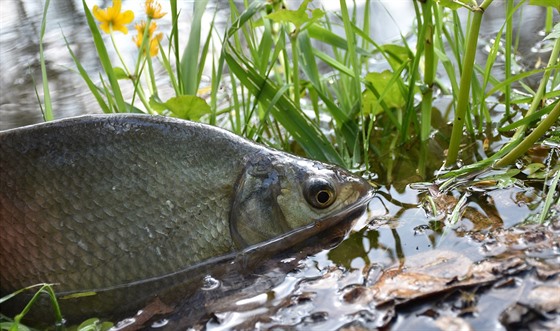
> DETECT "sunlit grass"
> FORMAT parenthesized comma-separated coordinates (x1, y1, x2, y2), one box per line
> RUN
(43, 0, 558, 177)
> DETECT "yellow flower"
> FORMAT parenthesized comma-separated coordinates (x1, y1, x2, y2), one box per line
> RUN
(133, 21, 163, 57)
(145, 0, 166, 19)
(93, 0, 134, 34)
(148, 33, 164, 57)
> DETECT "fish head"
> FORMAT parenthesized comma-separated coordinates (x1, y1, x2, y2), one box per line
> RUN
(230, 152, 373, 248)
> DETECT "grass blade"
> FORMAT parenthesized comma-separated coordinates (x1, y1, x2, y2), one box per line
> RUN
(81, 0, 126, 112)
(39, 0, 53, 121)
(63, 33, 110, 113)
(225, 44, 344, 165)
(181, 0, 209, 95)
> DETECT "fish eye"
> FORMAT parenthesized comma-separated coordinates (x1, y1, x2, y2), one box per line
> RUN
(304, 177, 336, 209)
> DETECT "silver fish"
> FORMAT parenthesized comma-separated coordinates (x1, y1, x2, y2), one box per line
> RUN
(0, 114, 372, 324)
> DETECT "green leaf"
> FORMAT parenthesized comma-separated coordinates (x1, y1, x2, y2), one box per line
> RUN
(164, 95, 211, 121)
(479, 169, 521, 188)
(0, 322, 31, 331)
(148, 95, 168, 112)
(63, 33, 110, 113)
(381, 44, 410, 70)
(266, 0, 324, 30)
(77, 318, 113, 331)
(306, 24, 370, 56)
(529, 0, 560, 12)
(181, 0, 209, 95)
(39, 0, 52, 121)
(524, 163, 546, 179)
(113, 67, 129, 80)
(362, 71, 406, 115)
(60, 291, 97, 299)
(436, 0, 477, 10)
(224, 44, 344, 165)
(544, 22, 560, 40)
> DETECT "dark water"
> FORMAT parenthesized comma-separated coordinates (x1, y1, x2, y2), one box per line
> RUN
(1, 1, 559, 330)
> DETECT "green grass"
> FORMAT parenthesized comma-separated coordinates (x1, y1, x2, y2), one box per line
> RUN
(52, 0, 559, 177)
(29, 0, 560, 208)
(37, 0, 53, 121)
(0, 283, 62, 331)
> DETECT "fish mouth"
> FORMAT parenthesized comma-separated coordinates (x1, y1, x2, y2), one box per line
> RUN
(246, 186, 375, 254)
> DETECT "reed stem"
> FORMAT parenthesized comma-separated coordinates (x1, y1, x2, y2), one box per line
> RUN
(446, 0, 494, 166)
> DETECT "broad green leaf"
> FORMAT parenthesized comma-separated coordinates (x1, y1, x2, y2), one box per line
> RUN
(165, 95, 211, 121)
(266, 0, 324, 30)
(524, 163, 546, 179)
(113, 67, 129, 80)
(0, 322, 31, 331)
(381, 44, 410, 70)
(529, 0, 560, 11)
(149, 95, 168, 112)
(362, 71, 406, 115)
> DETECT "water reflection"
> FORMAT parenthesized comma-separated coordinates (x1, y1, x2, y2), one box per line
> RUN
(1, 1, 107, 130)
(187, 176, 556, 330)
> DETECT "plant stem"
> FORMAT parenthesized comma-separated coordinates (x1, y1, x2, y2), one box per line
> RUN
(290, 32, 301, 108)
(504, 0, 513, 116)
(512, 35, 560, 140)
(539, 168, 560, 224)
(110, 31, 131, 75)
(545, 7, 553, 33)
(147, 55, 158, 95)
(495, 100, 560, 167)
(446, 0, 494, 166)
(39, 0, 53, 121)
(420, 0, 435, 141)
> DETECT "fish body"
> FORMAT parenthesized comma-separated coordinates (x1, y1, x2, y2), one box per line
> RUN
(0, 114, 371, 323)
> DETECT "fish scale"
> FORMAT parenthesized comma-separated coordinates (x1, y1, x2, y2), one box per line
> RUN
(0, 116, 247, 293)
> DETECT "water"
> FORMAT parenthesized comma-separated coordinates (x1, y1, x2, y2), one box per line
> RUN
(182, 180, 558, 330)
(1, 1, 558, 330)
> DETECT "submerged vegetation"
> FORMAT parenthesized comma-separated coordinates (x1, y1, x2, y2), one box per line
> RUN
(2, 0, 559, 329)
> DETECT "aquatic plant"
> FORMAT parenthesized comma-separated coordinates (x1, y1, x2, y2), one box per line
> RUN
(37, 0, 559, 178)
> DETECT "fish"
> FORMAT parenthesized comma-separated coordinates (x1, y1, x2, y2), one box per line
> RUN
(0, 114, 372, 325)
